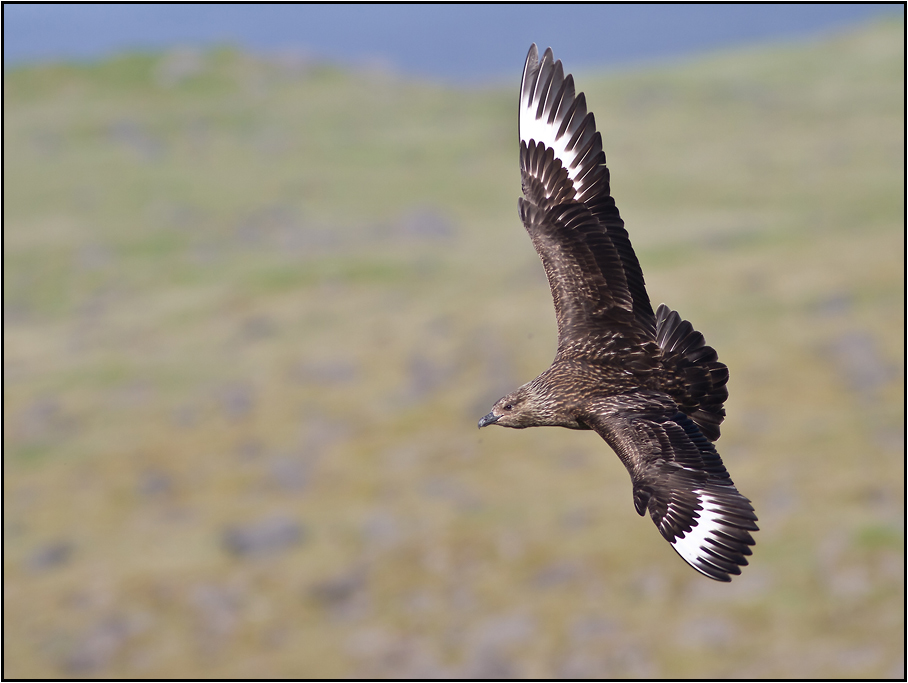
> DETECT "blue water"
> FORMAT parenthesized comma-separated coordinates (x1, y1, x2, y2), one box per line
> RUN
(3, 4, 902, 82)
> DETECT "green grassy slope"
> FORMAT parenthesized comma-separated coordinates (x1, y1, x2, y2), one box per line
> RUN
(4, 18, 904, 678)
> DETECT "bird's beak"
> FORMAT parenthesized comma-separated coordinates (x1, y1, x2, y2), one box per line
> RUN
(478, 411, 500, 429)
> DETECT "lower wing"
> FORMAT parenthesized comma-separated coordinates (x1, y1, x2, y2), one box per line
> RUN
(585, 392, 758, 581)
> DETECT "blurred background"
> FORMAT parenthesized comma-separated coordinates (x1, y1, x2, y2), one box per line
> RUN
(3, 4, 904, 678)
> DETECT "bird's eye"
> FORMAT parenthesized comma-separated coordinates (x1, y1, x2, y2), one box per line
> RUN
(504, 404, 513, 411)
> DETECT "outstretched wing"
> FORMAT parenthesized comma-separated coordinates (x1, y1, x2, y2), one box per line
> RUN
(519, 44, 655, 347)
(584, 392, 758, 582)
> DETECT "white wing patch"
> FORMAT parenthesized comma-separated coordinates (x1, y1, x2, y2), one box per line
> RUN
(519, 49, 601, 199)
(670, 490, 735, 578)
(520, 92, 589, 194)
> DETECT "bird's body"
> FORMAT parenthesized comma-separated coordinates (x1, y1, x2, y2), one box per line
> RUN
(479, 45, 758, 582)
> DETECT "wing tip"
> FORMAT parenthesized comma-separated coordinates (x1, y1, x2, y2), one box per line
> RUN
(526, 43, 539, 65)
(669, 488, 757, 582)
(521, 44, 540, 99)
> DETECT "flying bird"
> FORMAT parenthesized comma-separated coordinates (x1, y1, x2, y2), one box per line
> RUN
(478, 44, 758, 582)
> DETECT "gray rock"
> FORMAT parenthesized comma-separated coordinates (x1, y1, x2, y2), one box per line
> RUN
(240, 315, 275, 341)
(293, 360, 359, 386)
(63, 613, 148, 673)
(136, 470, 172, 497)
(309, 567, 366, 606)
(222, 516, 305, 557)
(361, 511, 401, 549)
(398, 206, 456, 240)
(269, 456, 309, 492)
(569, 615, 619, 644)
(27, 541, 73, 571)
(532, 560, 584, 589)
(308, 566, 369, 620)
(20, 396, 73, 441)
(216, 382, 255, 419)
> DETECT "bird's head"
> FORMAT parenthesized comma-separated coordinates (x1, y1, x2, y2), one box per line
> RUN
(478, 384, 546, 429)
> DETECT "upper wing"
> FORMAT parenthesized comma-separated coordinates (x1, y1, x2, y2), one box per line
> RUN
(584, 392, 758, 582)
(519, 44, 655, 346)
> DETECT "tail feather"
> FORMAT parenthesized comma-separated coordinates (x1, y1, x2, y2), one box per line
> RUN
(655, 304, 728, 441)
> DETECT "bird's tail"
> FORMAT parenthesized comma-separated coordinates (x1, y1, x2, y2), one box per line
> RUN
(655, 304, 729, 441)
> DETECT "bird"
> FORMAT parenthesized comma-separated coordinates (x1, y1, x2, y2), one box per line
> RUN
(478, 44, 758, 582)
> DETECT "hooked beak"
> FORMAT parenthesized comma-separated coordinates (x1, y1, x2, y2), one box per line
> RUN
(478, 411, 500, 429)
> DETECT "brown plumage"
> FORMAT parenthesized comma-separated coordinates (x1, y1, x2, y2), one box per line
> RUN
(478, 44, 757, 582)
